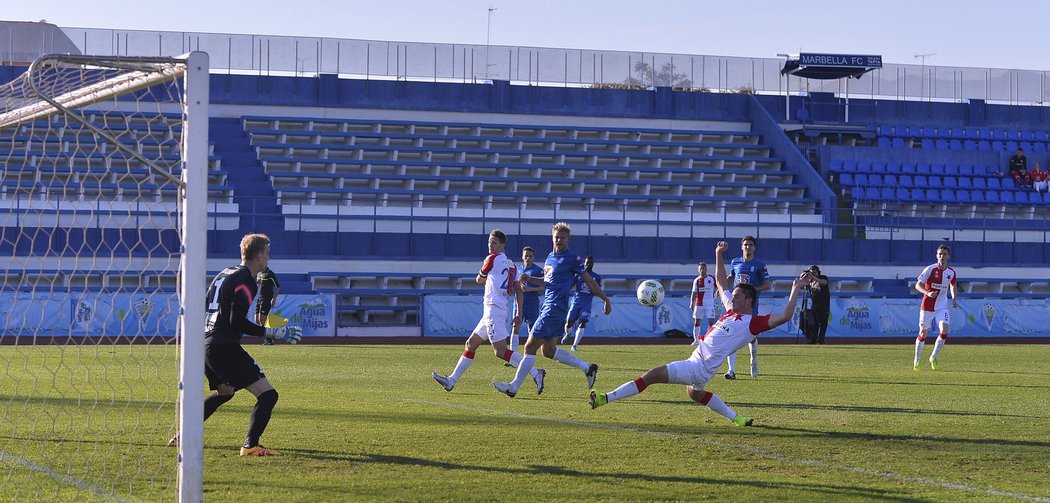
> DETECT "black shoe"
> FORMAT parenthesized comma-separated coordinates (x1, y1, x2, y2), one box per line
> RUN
(724, 371, 736, 380)
(585, 364, 599, 389)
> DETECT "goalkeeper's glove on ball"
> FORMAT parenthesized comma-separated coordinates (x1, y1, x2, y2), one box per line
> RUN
(265, 325, 302, 344)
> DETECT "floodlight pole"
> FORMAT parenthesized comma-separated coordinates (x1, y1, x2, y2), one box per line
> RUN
(915, 53, 937, 102)
(777, 53, 790, 121)
(485, 7, 496, 80)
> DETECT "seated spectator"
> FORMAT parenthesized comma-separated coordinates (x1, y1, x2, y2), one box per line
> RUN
(1032, 163, 1049, 193)
(1009, 148, 1030, 187)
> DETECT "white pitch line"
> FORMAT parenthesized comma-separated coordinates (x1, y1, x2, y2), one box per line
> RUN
(0, 449, 137, 503)
(403, 398, 1050, 503)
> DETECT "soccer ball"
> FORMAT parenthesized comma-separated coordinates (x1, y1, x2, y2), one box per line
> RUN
(636, 280, 665, 307)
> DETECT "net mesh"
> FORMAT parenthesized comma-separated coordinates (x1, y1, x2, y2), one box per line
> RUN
(0, 55, 190, 501)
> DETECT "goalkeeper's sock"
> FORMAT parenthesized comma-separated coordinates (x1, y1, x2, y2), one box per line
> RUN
(606, 377, 646, 403)
(552, 348, 590, 372)
(697, 390, 735, 421)
(244, 389, 279, 449)
(204, 393, 233, 421)
(448, 350, 475, 384)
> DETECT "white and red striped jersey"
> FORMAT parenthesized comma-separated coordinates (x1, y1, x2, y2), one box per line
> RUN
(692, 291, 772, 373)
(917, 263, 957, 312)
(692, 274, 716, 307)
(479, 252, 517, 309)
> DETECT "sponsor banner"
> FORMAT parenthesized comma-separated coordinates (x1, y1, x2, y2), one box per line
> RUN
(423, 295, 1050, 338)
(0, 293, 334, 337)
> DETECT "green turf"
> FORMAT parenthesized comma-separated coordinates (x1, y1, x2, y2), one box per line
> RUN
(2, 343, 1049, 502)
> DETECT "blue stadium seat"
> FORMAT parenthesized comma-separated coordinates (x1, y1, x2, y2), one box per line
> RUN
(910, 188, 926, 202)
(877, 137, 891, 148)
(871, 161, 887, 174)
(971, 190, 986, 203)
(925, 188, 940, 201)
(988, 178, 1002, 190)
(1002, 178, 1017, 190)
(902, 163, 917, 175)
(855, 173, 869, 186)
(927, 175, 942, 187)
(956, 189, 972, 203)
(829, 159, 844, 173)
(977, 141, 992, 151)
(963, 140, 977, 151)
(840, 173, 855, 187)
(972, 177, 987, 190)
(868, 174, 883, 186)
(842, 160, 857, 173)
(935, 139, 949, 150)
(958, 176, 973, 189)
(850, 186, 864, 200)
(943, 176, 958, 189)
(922, 139, 935, 149)
(879, 187, 895, 201)
(1032, 142, 1047, 153)
(1000, 191, 1016, 204)
(949, 139, 963, 150)
(864, 187, 880, 200)
(896, 187, 910, 201)
(985, 190, 1000, 203)
(957, 164, 974, 176)
(899, 174, 914, 188)
(915, 163, 930, 173)
(883, 174, 898, 186)
(931, 163, 946, 175)
(885, 162, 902, 174)
(914, 175, 929, 187)
(891, 137, 906, 148)
(857, 161, 872, 173)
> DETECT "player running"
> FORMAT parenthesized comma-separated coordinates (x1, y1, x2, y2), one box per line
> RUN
(913, 244, 958, 370)
(589, 241, 809, 427)
(432, 230, 545, 393)
(511, 246, 545, 353)
(493, 222, 612, 397)
(561, 255, 601, 352)
(689, 261, 716, 346)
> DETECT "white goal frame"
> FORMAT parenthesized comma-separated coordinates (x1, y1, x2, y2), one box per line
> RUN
(1, 51, 209, 502)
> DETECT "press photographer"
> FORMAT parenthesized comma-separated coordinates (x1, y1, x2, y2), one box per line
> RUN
(801, 266, 830, 344)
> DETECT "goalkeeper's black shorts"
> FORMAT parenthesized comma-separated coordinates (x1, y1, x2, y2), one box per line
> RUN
(205, 343, 266, 390)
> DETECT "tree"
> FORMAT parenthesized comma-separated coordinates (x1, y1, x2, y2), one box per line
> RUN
(626, 61, 693, 88)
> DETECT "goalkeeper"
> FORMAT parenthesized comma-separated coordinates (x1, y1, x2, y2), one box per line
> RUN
(197, 233, 301, 457)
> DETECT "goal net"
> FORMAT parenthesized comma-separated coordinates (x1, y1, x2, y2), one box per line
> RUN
(0, 53, 208, 501)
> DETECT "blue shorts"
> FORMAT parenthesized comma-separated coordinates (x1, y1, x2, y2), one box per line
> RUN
(567, 300, 592, 323)
(519, 302, 540, 329)
(531, 304, 568, 340)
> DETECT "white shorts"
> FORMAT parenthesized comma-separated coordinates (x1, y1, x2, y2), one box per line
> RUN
(919, 308, 951, 331)
(473, 306, 511, 343)
(666, 356, 716, 389)
(693, 305, 714, 320)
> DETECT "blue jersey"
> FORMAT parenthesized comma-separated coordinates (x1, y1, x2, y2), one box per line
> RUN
(521, 263, 544, 311)
(730, 256, 769, 307)
(541, 249, 587, 312)
(571, 270, 601, 308)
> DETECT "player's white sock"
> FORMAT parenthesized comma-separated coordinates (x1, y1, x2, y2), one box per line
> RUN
(553, 347, 590, 372)
(449, 350, 475, 384)
(606, 377, 646, 403)
(692, 323, 702, 344)
(726, 352, 737, 373)
(914, 336, 926, 365)
(698, 391, 735, 420)
(508, 354, 535, 391)
(930, 334, 946, 359)
(509, 330, 519, 352)
(572, 325, 585, 348)
(749, 340, 759, 376)
(504, 350, 541, 378)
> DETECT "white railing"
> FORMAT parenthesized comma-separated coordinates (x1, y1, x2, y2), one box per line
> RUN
(8, 26, 1044, 105)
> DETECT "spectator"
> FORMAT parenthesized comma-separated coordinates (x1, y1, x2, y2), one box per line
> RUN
(804, 266, 830, 344)
(1032, 162, 1048, 193)
(1008, 148, 1030, 188)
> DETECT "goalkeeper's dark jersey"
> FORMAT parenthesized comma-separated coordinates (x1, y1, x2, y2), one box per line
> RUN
(205, 265, 265, 345)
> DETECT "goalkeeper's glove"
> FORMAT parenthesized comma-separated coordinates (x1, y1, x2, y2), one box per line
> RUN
(265, 325, 302, 344)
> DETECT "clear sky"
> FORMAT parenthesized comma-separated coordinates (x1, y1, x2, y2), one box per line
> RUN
(4, 0, 1046, 71)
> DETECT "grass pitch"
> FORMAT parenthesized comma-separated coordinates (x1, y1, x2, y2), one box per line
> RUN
(2, 343, 1049, 502)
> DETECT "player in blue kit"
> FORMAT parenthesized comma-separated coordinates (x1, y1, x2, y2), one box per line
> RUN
(561, 255, 601, 352)
(510, 246, 544, 352)
(724, 235, 771, 379)
(493, 222, 612, 397)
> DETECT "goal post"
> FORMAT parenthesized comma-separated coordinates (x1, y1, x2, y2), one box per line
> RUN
(0, 52, 208, 501)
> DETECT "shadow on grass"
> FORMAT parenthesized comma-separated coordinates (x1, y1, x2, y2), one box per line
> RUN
(768, 373, 1050, 390)
(280, 449, 927, 502)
